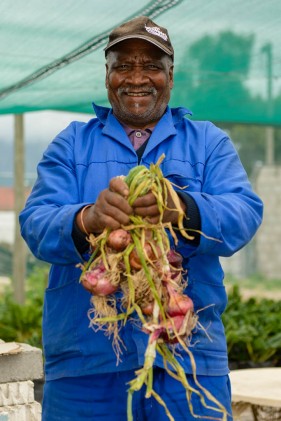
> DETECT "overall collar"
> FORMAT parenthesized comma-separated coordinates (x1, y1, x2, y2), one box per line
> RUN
(91, 102, 193, 152)
(92, 102, 192, 127)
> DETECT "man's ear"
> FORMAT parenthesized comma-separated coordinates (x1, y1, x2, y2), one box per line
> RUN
(169, 65, 174, 89)
(105, 64, 109, 89)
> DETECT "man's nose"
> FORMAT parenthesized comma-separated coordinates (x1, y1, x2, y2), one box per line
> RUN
(127, 66, 148, 84)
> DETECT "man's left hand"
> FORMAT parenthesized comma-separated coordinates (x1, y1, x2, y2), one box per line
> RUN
(132, 190, 186, 225)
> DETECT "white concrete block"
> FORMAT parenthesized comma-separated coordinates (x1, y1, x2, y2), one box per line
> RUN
(0, 402, 41, 421)
(0, 381, 34, 407)
(0, 344, 43, 383)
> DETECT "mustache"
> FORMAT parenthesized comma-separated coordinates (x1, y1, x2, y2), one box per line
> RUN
(118, 86, 157, 95)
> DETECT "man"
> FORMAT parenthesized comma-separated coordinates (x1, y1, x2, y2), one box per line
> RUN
(20, 16, 263, 421)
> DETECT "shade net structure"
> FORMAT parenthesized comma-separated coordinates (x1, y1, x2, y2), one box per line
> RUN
(0, 0, 280, 126)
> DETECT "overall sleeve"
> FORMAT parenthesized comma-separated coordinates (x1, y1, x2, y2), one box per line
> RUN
(19, 123, 88, 265)
(176, 128, 263, 258)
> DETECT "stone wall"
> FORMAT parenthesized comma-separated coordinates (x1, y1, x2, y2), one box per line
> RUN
(221, 165, 281, 280)
(255, 165, 281, 279)
(0, 341, 43, 421)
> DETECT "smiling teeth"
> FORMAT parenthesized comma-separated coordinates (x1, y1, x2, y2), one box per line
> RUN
(127, 92, 149, 96)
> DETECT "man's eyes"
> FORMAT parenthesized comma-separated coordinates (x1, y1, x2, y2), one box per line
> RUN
(118, 64, 130, 70)
(116, 64, 160, 71)
(145, 64, 159, 70)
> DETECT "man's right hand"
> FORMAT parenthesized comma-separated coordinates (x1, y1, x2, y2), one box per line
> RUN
(76, 177, 132, 235)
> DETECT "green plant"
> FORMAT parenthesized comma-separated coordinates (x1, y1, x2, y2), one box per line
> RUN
(0, 265, 48, 348)
(0, 294, 43, 347)
(223, 285, 281, 366)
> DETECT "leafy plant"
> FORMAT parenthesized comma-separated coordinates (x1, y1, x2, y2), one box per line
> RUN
(0, 294, 43, 347)
(0, 265, 48, 348)
(223, 285, 281, 366)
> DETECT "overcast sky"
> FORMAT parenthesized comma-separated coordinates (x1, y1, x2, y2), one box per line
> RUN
(0, 111, 93, 186)
(0, 110, 92, 145)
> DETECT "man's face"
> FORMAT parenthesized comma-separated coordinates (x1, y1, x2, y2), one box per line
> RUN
(105, 39, 174, 129)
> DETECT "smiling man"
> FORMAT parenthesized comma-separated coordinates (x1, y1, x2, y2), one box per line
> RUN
(20, 16, 263, 421)
(105, 38, 174, 128)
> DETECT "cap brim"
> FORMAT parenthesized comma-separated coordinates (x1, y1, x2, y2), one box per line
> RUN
(104, 34, 173, 57)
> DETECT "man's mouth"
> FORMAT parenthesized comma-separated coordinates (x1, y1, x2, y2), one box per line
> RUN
(118, 87, 156, 97)
(126, 92, 151, 97)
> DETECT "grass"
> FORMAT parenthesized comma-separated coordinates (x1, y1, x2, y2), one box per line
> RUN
(224, 273, 281, 298)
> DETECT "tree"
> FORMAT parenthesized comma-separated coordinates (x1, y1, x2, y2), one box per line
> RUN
(171, 31, 265, 124)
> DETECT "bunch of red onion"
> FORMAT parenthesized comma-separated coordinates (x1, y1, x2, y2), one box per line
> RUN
(78, 155, 227, 421)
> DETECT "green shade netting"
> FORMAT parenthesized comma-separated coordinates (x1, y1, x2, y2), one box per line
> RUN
(0, 0, 280, 125)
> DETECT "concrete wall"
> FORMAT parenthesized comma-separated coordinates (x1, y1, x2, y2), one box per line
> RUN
(221, 165, 281, 280)
(0, 212, 14, 245)
(255, 165, 281, 279)
(0, 341, 43, 421)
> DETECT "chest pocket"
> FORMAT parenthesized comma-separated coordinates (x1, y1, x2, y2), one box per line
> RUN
(161, 159, 203, 193)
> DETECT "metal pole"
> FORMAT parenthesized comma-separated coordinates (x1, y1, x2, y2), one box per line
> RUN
(265, 126, 274, 165)
(262, 43, 274, 165)
(13, 114, 26, 304)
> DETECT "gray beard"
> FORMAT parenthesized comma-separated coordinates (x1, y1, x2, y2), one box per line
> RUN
(113, 87, 166, 127)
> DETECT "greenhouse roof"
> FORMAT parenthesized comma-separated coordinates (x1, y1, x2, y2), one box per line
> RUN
(0, 0, 280, 125)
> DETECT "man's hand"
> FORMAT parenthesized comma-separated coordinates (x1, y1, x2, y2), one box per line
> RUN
(132, 188, 186, 226)
(76, 177, 132, 234)
(76, 176, 186, 234)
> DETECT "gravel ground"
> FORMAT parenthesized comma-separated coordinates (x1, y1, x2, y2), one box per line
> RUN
(233, 407, 254, 421)
(233, 404, 281, 421)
